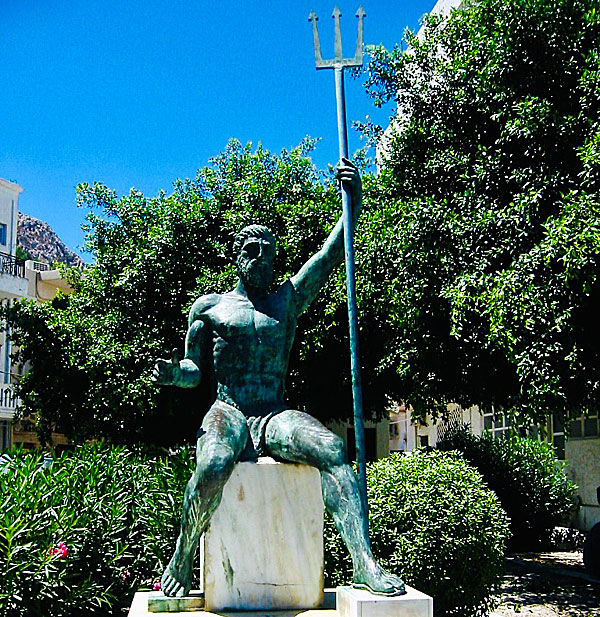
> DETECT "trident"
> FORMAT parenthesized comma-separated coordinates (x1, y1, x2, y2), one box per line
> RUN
(309, 6, 369, 517)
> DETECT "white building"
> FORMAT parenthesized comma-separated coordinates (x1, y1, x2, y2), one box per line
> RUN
(0, 177, 71, 451)
(0, 178, 25, 450)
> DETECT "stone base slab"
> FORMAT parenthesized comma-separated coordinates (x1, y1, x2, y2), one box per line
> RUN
(129, 591, 335, 617)
(337, 586, 433, 617)
(148, 590, 204, 612)
(130, 587, 432, 617)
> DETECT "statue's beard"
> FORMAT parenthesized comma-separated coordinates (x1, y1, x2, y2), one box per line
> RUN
(238, 258, 273, 291)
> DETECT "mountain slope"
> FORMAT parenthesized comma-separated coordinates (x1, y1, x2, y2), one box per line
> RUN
(17, 213, 84, 267)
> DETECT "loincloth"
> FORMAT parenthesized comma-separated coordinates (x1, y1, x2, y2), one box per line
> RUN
(239, 411, 284, 461)
(197, 400, 285, 462)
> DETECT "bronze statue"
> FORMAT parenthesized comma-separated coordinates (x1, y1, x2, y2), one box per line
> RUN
(153, 159, 405, 598)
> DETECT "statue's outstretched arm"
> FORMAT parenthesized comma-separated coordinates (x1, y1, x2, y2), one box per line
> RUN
(291, 158, 362, 315)
(152, 319, 205, 389)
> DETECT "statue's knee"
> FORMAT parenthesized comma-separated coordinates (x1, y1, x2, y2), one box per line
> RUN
(195, 446, 236, 485)
(323, 434, 348, 470)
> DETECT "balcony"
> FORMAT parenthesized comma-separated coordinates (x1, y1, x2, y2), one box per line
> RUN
(0, 384, 20, 420)
(0, 252, 25, 278)
(0, 252, 28, 298)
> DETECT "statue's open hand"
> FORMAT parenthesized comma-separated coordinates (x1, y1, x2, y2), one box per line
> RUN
(336, 157, 362, 210)
(152, 348, 181, 386)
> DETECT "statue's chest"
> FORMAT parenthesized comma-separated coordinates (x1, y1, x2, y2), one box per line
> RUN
(210, 300, 288, 346)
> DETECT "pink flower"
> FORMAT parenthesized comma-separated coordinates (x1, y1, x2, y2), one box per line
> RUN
(153, 581, 161, 591)
(121, 569, 131, 582)
(49, 542, 68, 559)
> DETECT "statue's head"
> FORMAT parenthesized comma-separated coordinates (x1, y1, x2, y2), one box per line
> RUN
(233, 224, 276, 292)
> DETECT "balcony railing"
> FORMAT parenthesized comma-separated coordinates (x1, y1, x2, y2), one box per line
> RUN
(0, 252, 25, 278)
(0, 385, 19, 412)
(30, 261, 49, 271)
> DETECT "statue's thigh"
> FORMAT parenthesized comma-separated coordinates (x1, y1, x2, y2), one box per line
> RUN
(197, 402, 249, 463)
(265, 409, 346, 469)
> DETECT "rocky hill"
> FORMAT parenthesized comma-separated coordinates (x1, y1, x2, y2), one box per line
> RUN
(17, 213, 85, 268)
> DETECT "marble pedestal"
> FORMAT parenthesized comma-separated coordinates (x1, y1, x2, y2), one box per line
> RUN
(202, 458, 325, 611)
(337, 586, 433, 617)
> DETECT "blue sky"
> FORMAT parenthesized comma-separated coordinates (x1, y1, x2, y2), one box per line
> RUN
(1, 0, 433, 259)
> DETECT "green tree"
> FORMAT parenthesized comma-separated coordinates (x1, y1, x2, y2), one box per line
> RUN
(15, 246, 33, 261)
(5, 140, 397, 446)
(360, 0, 600, 425)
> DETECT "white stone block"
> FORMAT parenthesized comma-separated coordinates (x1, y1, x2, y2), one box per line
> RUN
(337, 586, 433, 617)
(128, 591, 336, 617)
(203, 458, 325, 611)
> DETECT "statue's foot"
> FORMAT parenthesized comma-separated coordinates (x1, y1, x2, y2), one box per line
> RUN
(160, 559, 193, 598)
(353, 561, 406, 596)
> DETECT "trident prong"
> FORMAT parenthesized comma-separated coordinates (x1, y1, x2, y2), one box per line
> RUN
(333, 7, 343, 61)
(308, 6, 365, 70)
(308, 11, 325, 66)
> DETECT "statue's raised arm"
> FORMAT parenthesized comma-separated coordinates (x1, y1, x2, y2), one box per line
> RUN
(291, 158, 362, 315)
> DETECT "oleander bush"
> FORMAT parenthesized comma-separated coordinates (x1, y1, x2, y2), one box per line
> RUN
(0, 444, 193, 617)
(437, 425, 578, 548)
(324, 450, 510, 617)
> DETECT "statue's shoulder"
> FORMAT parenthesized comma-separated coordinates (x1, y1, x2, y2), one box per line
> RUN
(277, 278, 295, 297)
(188, 293, 223, 324)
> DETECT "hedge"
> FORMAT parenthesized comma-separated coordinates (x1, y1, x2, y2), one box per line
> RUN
(0, 444, 193, 617)
(437, 425, 578, 548)
(325, 450, 510, 617)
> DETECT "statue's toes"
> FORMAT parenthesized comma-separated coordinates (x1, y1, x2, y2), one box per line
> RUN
(353, 566, 406, 596)
(381, 574, 405, 596)
(161, 569, 189, 598)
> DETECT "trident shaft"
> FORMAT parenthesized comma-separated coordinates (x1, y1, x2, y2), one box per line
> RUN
(309, 6, 368, 518)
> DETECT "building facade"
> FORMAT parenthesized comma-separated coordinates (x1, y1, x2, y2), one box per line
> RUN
(390, 404, 600, 532)
(0, 177, 71, 451)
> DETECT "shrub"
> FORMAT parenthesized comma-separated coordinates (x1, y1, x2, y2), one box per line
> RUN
(0, 444, 193, 617)
(324, 451, 510, 617)
(437, 425, 578, 549)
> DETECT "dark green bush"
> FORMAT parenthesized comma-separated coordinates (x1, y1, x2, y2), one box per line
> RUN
(0, 444, 193, 617)
(437, 425, 578, 549)
(324, 451, 510, 617)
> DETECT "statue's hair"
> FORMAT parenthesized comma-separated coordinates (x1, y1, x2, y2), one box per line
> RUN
(233, 224, 276, 259)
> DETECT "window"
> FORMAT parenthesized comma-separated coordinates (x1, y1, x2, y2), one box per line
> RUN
(569, 414, 599, 440)
(549, 413, 565, 460)
(483, 407, 568, 459)
(481, 407, 509, 439)
(0, 223, 6, 246)
(419, 435, 429, 448)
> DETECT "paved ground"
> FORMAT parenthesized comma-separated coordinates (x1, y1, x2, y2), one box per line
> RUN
(491, 552, 600, 617)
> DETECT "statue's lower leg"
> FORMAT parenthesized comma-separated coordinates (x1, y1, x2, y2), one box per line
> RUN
(264, 410, 405, 596)
(321, 464, 405, 596)
(161, 451, 235, 597)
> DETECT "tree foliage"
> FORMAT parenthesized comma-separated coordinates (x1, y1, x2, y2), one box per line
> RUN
(5, 140, 399, 446)
(362, 0, 600, 424)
